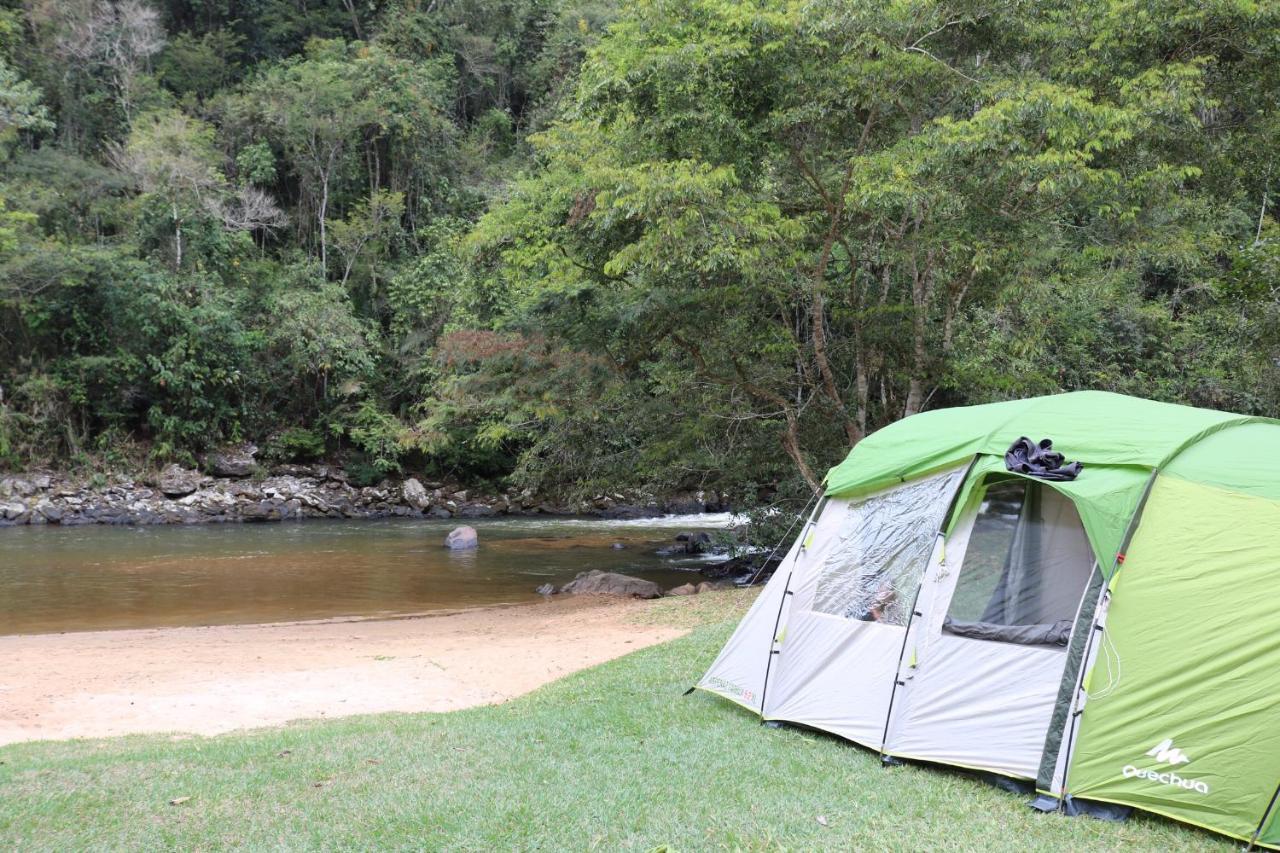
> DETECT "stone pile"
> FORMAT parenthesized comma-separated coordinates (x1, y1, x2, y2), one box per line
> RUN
(0, 457, 728, 528)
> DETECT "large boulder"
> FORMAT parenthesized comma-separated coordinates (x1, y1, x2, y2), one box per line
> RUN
(657, 531, 713, 557)
(664, 493, 707, 515)
(559, 570, 662, 599)
(206, 445, 258, 478)
(33, 499, 62, 523)
(444, 525, 479, 550)
(240, 500, 282, 522)
(702, 554, 781, 584)
(0, 476, 37, 499)
(677, 531, 713, 553)
(599, 504, 662, 520)
(401, 477, 430, 510)
(158, 464, 201, 498)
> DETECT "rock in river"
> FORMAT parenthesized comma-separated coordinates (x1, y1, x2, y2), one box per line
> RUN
(401, 477, 430, 511)
(444, 525, 479, 550)
(558, 570, 662, 599)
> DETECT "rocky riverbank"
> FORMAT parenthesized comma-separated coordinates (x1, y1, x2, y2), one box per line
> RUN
(0, 456, 730, 528)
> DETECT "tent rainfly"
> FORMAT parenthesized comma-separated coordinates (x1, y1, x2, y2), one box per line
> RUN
(696, 391, 1280, 848)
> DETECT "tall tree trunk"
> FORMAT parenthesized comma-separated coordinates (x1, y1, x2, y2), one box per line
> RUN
(671, 332, 821, 493)
(850, 263, 870, 441)
(172, 202, 182, 270)
(810, 228, 860, 446)
(941, 267, 976, 354)
(318, 175, 329, 271)
(341, 0, 364, 39)
(902, 252, 931, 418)
(781, 408, 821, 494)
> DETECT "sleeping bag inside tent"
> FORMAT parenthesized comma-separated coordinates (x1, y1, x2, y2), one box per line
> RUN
(696, 391, 1280, 849)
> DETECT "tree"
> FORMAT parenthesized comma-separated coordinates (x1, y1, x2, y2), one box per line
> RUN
(468, 0, 1279, 492)
(241, 44, 369, 269)
(0, 58, 54, 147)
(110, 108, 224, 269)
(157, 28, 245, 100)
(328, 188, 405, 289)
(236, 39, 452, 270)
(33, 0, 165, 121)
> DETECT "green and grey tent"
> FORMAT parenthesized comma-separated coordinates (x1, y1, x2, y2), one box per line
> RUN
(696, 391, 1280, 848)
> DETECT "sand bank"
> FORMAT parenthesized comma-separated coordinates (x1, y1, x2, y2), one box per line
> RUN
(0, 596, 685, 745)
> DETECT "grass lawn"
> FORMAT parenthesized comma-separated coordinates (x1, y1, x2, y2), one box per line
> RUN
(0, 590, 1231, 850)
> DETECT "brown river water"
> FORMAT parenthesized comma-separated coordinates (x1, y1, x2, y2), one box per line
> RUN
(0, 514, 734, 635)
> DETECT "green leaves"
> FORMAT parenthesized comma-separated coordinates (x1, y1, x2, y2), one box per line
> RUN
(0, 57, 54, 143)
(461, 0, 1280, 494)
(1, 0, 1278, 493)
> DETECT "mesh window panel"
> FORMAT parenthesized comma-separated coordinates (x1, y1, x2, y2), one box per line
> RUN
(943, 479, 1095, 647)
(811, 468, 964, 626)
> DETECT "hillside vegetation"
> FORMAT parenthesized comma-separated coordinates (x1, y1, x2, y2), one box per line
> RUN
(1, 0, 1278, 503)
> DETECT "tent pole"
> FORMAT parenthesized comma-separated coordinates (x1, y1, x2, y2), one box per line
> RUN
(878, 458, 977, 757)
(1059, 471, 1159, 806)
(681, 490, 820, 699)
(877, 531, 939, 756)
(755, 569, 794, 724)
(1247, 779, 1280, 851)
(1057, 582, 1107, 810)
(756, 497, 824, 721)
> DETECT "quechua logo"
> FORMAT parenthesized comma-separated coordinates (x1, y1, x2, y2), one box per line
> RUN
(1120, 738, 1209, 795)
(1145, 738, 1191, 765)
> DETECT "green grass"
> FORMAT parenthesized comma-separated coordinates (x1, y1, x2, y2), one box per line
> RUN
(0, 592, 1231, 851)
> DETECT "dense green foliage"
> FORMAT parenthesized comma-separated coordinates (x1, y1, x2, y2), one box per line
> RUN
(0, 593, 1232, 850)
(0, 0, 613, 478)
(2, 0, 1279, 502)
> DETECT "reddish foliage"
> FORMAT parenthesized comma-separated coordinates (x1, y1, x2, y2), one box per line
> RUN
(437, 330, 545, 366)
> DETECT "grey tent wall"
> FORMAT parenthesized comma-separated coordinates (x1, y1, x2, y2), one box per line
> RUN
(756, 496, 826, 719)
(877, 530, 944, 754)
(878, 457, 978, 754)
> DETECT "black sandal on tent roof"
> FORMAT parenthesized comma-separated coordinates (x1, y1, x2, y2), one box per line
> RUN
(1004, 437, 1082, 481)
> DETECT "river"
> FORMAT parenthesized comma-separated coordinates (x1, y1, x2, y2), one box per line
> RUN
(0, 514, 736, 635)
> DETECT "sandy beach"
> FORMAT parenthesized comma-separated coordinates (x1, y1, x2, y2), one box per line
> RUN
(0, 595, 685, 745)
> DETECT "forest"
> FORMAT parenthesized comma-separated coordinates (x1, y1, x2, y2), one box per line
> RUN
(1, 0, 1278, 503)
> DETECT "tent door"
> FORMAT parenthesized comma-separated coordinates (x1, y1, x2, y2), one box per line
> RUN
(761, 467, 966, 747)
(883, 478, 1098, 779)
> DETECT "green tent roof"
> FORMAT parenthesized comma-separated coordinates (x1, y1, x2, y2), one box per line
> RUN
(824, 390, 1265, 499)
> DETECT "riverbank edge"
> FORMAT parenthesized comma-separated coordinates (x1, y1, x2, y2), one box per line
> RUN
(0, 464, 731, 528)
(0, 592, 713, 745)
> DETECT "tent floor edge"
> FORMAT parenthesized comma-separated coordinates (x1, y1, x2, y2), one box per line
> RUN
(982, 773, 1034, 795)
(1029, 794, 1061, 813)
(1063, 795, 1132, 822)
